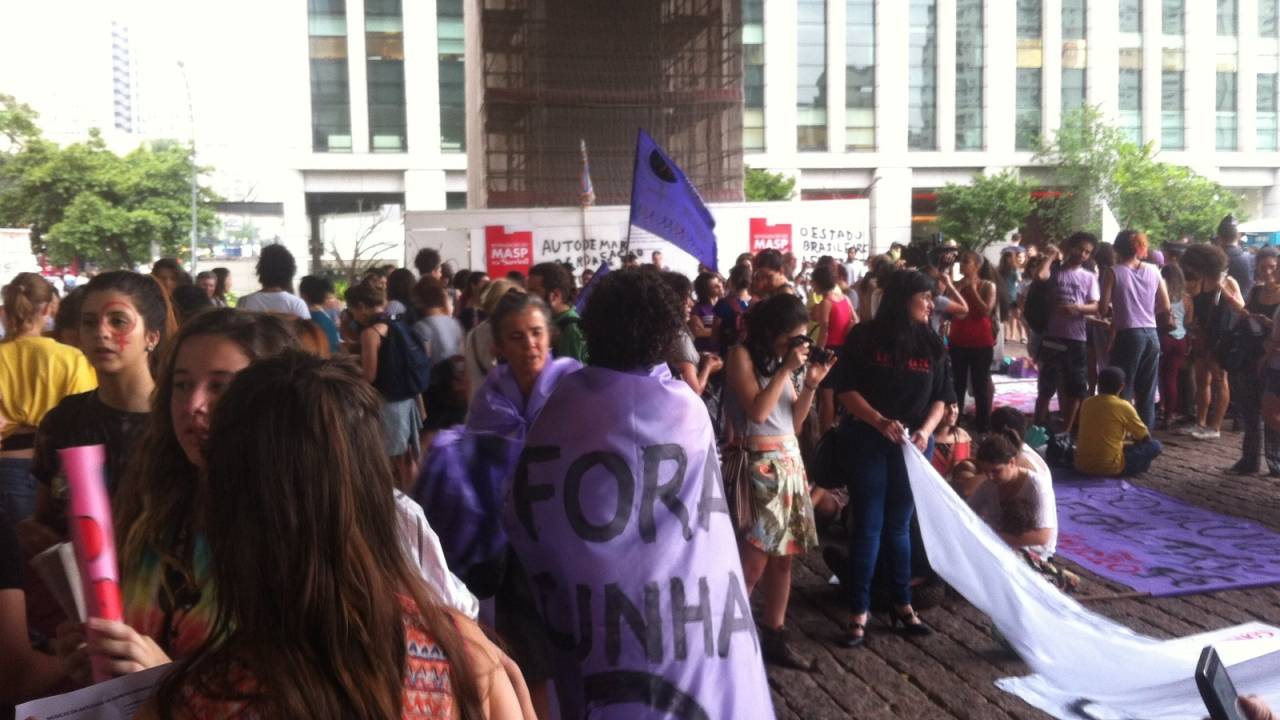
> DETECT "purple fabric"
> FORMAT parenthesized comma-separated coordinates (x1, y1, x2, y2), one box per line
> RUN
(412, 358, 582, 585)
(1054, 477, 1280, 597)
(504, 364, 774, 719)
(1110, 263, 1159, 330)
(575, 262, 611, 314)
(630, 129, 718, 271)
(1046, 267, 1100, 342)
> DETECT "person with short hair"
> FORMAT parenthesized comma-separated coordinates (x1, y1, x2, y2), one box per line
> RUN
(752, 249, 791, 297)
(1034, 232, 1100, 432)
(236, 244, 310, 319)
(298, 275, 341, 355)
(1229, 247, 1280, 474)
(968, 430, 1058, 558)
(1075, 366, 1163, 476)
(1217, 214, 1253, 296)
(1099, 230, 1170, 430)
(413, 247, 442, 278)
(650, 249, 665, 270)
(527, 262, 587, 362)
(194, 271, 216, 300)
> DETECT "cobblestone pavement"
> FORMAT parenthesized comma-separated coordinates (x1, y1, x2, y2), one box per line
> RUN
(765, 425, 1280, 719)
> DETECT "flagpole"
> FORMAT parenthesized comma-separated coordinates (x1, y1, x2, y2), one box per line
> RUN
(625, 128, 642, 254)
(579, 138, 594, 274)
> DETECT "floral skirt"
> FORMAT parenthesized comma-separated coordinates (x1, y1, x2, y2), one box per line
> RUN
(743, 438, 819, 556)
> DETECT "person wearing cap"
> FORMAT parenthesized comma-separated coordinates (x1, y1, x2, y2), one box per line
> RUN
(1218, 215, 1254, 297)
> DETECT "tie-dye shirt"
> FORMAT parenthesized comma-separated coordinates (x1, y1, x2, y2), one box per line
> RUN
(123, 534, 216, 660)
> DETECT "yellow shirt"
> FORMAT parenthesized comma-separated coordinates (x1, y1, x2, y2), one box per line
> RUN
(1074, 393, 1148, 476)
(0, 336, 97, 439)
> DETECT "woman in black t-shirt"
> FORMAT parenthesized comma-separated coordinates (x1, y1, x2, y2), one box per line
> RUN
(832, 270, 954, 648)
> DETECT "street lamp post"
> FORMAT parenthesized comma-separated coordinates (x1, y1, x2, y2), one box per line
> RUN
(177, 60, 197, 274)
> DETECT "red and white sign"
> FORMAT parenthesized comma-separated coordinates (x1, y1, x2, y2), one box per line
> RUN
(485, 225, 533, 277)
(749, 218, 792, 254)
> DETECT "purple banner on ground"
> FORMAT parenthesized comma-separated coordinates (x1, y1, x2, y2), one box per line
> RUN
(1054, 477, 1280, 596)
(503, 364, 774, 719)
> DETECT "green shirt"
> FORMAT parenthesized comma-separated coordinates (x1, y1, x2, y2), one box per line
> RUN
(553, 308, 589, 363)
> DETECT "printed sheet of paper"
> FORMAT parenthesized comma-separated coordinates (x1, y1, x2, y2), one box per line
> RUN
(15, 664, 169, 720)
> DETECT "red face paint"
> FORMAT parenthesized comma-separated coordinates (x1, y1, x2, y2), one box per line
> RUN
(100, 300, 138, 352)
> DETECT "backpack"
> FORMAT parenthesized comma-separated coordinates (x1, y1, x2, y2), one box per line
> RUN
(1023, 275, 1057, 335)
(372, 314, 432, 401)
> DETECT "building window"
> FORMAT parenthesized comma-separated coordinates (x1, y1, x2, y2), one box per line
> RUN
(797, 0, 827, 151)
(308, 0, 351, 153)
(845, 0, 874, 151)
(445, 191, 467, 210)
(1217, 71, 1238, 150)
(1162, 69, 1185, 149)
(1263, 1, 1279, 37)
(366, 0, 405, 153)
(1120, 0, 1142, 33)
(909, 0, 937, 150)
(1062, 0, 1086, 40)
(1119, 67, 1142, 145)
(1062, 69, 1086, 115)
(1016, 68, 1042, 150)
(1219, 0, 1238, 36)
(1017, 0, 1041, 39)
(1163, 0, 1184, 35)
(955, 0, 983, 150)
(1259, 73, 1278, 151)
(438, 0, 465, 152)
(744, 0, 766, 152)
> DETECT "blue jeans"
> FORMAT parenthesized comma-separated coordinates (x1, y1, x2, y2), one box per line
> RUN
(0, 457, 36, 524)
(841, 420, 933, 614)
(1122, 438, 1163, 476)
(1111, 327, 1161, 431)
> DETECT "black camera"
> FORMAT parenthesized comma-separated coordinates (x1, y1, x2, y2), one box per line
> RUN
(788, 335, 833, 364)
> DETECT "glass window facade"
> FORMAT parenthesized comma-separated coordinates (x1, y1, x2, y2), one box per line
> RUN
(1218, 0, 1238, 36)
(438, 0, 465, 152)
(1259, 72, 1278, 151)
(1162, 68, 1185, 149)
(1119, 68, 1142, 145)
(846, 0, 874, 151)
(366, 0, 405, 152)
(955, 0, 983, 150)
(1017, 0, 1041, 39)
(797, 0, 827, 151)
(1016, 68, 1042, 150)
(1263, 1, 1279, 37)
(908, 0, 937, 150)
(1217, 71, 1238, 150)
(1119, 0, 1142, 32)
(1163, 0, 1184, 35)
(308, 0, 351, 153)
(744, 0, 765, 152)
(1062, 69, 1086, 114)
(1062, 0, 1086, 40)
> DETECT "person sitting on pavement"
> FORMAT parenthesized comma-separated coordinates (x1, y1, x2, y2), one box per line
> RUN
(1075, 366, 1163, 477)
(967, 430, 1058, 559)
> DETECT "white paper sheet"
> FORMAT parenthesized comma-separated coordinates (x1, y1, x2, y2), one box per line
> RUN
(15, 665, 169, 720)
(902, 443, 1280, 719)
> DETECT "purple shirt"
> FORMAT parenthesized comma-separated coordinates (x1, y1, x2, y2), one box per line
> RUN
(1047, 266, 1100, 342)
(1111, 262, 1159, 331)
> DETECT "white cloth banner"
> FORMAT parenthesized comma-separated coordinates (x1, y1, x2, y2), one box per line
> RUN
(902, 444, 1280, 719)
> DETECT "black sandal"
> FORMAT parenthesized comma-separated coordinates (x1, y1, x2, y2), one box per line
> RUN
(837, 619, 866, 648)
(891, 608, 933, 637)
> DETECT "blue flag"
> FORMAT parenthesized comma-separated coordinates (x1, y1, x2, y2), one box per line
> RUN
(628, 128, 718, 271)
(574, 261, 610, 314)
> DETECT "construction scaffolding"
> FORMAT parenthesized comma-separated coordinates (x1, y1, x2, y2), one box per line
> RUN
(479, 0, 744, 208)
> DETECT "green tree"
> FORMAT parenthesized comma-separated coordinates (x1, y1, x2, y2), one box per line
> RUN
(744, 167, 796, 201)
(1034, 105, 1126, 237)
(936, 170, 1035, 250)
(0, 101, 219, 269)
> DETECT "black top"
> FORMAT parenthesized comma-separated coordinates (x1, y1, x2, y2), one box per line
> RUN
(0, 509, 22, 590)
(1247, 285, 1280, 320)
(1225, 245, 1254, 298)
(31, 391, 149, 532)
(834, 323, 956, 430)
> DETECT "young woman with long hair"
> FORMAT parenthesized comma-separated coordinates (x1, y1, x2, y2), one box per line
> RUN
(26, 272, 175, 548)
(949, 250, 998, 433)
(1229, 247, 1280, 474)
(1157, 262, 1191, 429)
(832, 270, 954, 648)
(140, 351, 530, 719)
(691, 271, 725, 354)
(725, 292, 836, 669)
(0, 273, 96, 523)
(810, 263, 858, 431)
(998, 249, 1024, 343)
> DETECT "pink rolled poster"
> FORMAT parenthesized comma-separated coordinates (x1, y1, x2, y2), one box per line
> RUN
(60, 444, 122, 683)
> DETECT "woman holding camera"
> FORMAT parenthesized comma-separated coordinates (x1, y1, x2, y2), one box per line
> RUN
(724, 293, 836, 671)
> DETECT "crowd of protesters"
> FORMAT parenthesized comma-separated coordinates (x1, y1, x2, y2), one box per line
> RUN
(0, 223, 1275, 718)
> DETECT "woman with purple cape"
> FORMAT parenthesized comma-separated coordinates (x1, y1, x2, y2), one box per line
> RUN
(413, 288, 580, 719)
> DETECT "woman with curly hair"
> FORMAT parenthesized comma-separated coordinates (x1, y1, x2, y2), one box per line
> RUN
(725, 292, 835, 669)
(1181, 243, 1244, 439)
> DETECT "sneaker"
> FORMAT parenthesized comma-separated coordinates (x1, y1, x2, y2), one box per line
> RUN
(760, 626, 816, 671)
(1191, 427, 1221, 440)
(1179, 424, 1207, 437)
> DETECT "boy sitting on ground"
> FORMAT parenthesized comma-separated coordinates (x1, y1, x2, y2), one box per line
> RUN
(1074, 366, 1162, 477)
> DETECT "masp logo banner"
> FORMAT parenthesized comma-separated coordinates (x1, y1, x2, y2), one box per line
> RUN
(629, 129, 718, 271)
(749, 218, 792, 254)
(485, 225, 533, 277)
